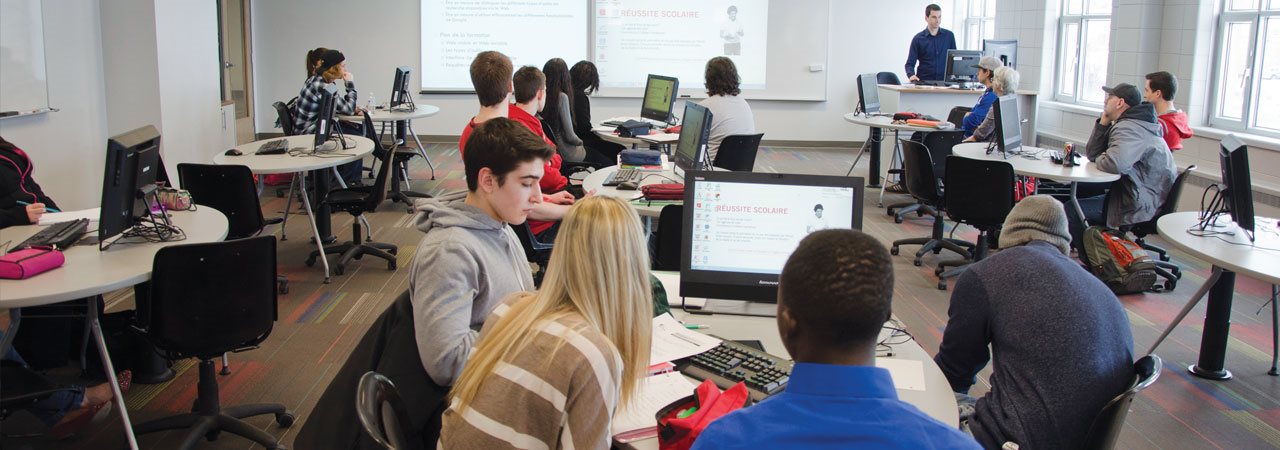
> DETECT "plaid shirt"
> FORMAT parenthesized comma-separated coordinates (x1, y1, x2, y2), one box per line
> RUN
(294, 76, 357, 134)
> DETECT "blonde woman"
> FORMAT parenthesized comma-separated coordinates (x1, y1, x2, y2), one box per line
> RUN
(965, 66, 1021, 143)
(440, 196, 653, 449)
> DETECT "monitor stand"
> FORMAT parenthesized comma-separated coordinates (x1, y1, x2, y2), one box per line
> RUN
(683, 298, 778, 317)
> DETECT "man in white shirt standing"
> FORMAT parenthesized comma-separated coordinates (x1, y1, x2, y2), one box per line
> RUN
(720, 6, 744, 55)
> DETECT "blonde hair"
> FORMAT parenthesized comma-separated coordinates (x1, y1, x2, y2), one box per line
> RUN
(449, 196, 653, 410)
(320, 64, 344, 83)
(993, 67, 1021, 96)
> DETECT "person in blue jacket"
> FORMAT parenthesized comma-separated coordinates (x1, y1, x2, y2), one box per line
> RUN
(962, 56, 1003, 137)
(905, 4, 956, 82)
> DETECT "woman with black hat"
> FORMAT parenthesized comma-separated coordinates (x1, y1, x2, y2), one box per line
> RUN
(295, 48, 365, 185)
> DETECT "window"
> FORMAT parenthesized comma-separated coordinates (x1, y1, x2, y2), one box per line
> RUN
(1056, 0, 1112, 105)
(1212, 0, 1280, 136)
(963, 0, 997, 51)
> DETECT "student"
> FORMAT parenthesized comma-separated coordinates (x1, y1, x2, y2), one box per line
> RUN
(935, 196, 1134, 449)
(1143, 71, 1193, 151)
(0, 136, 57, 228)
(294, 48, 364, 185)
(439, 196, 652, 449)
(961, 56, 1001, 137)
(542, 58, 587, 163)
(409, 118, 552, 386)
(510, 65, 579, 240)
(964, 66, 1020, 143)
(698, 56, 757, 164)
(569, 60, 624, 165)
(692, 229, 980, 450)
(305, 47, 328, 78)
(905, 4, 956, 82)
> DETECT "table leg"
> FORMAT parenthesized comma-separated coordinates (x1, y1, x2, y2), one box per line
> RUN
(1068, 182, 1089, 229)
(90, 306, 140, 449)
(1147, 266, 1223, 355)
(1270, 285, 1278, 376)
(299, 174, 333, 282)
(406, 122, 436, 180)
(867, 127, 883, 188)
(1191, 269, 1236, 380)
(846, 138, 871, 177)
(309, 169, 336, 244)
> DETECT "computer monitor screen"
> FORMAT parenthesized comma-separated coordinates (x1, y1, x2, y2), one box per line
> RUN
(641, 74, 679, 123)
(993, 95, 1022, 154)
(674, 102, 713, 173)
(680, 171, 865, 303)
(1219, 134, 1255, 239)
(945, 50, 982, 82)
(314, 83, 338, 148)
(99, 125, 161, 245)
(391, 66, 412, 107)
(983, 39, 1018, 69)
(857, 73, 880, 114)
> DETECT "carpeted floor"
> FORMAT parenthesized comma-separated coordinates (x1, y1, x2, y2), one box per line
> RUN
(3, 142, 1278, 450)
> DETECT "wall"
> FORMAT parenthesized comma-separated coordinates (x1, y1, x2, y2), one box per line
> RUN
(251, 0, 956, 143)
(100, 0, 162, 136)
(0, 0, 108, 210)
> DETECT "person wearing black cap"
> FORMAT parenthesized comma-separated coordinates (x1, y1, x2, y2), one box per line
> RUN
(295, 48, 365, 185)
(1069, 82, 1177, 252)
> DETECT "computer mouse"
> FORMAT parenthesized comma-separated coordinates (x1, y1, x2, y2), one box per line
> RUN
(617, 181, 639, 190)
(224, 148, 242, 156)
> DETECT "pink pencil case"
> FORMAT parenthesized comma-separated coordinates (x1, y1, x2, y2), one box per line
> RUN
(0, 247, 65, 279)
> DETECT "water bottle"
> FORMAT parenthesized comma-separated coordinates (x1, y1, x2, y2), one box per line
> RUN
(366, 94, 376, 111)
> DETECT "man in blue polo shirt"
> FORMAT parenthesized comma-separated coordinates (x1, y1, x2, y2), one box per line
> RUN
(905, 4, 957, 82)
(691, 230, 979, 450)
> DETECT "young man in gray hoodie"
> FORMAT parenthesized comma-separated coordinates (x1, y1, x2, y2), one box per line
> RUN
(408, 118, 553, 386)
(1070, 82, 1177, 249)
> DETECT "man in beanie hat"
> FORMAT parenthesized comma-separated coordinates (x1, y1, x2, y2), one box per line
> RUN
(934, 195, 1134, 449)
(961, 56, 1003, 137)
(1069, 82, 1177, 251)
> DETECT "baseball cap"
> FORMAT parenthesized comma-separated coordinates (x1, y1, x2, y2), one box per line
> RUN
(1101, 83, 1141, 107)
(971, 56, 1003, 72)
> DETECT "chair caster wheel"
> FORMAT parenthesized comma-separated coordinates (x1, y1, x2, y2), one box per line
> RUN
(305, 257, 316, 267)
(1160, 254, 1170, 262)
(935, 268, 944, 276)
(276, 412, 296, 427)
(334, 266, 345, 276)
(278, 281, 289, 295)
(913, 259, 922, 267)
(938, 281, 948, 290)
(894, 216, 904, 224)
(890, 246, 900, 256)
(933, 248, 942, 254)
(206, 430, 221, 441)
(887, 209, 896, 216)
(916, 211, 925, 217)
(389, 248, 398, 255)
(1173, 270, 1182, 279)
(387, 261, 397, 271)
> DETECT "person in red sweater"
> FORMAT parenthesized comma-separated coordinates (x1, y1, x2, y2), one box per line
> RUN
(509, 65, 585, 238)
(1143, 71, 1193, 151)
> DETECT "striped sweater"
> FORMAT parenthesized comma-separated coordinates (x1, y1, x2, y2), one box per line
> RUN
(439, 300, 623, 450)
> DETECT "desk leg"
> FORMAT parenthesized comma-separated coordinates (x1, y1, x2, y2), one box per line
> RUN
(406, 122, 436, 180)
(309, 169, 336, 244)
(1148, 266, 1222, 355)
(90, 306, 139, 449)
(299, 174, 333, 282)
(1191, 269, 1236, 380)
(1068, 182, 1089, 229)
(867, 127, 883, 188)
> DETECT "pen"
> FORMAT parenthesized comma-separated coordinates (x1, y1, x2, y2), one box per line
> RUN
(684, 324, 710, 330)
(16, 201, 60, 213)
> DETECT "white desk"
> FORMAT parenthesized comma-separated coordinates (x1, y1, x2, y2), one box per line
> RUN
(878, 84, 985, 119)
(581, 165, 677, 219)
(214, 135, 375, 282)
(621, 272, 959, 449)
(842, 113, 940, 189)
(952, 142, 1119, 229)
(1148, 212, 1280, 379)
(339, 104, 440, 181)
(592, 126, 679, 149)
(0, 208, 229, 449)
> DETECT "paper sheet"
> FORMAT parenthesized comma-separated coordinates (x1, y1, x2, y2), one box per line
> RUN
(650, 313, 721, 365)
(611, 372, 695, 441)
(38, 208, 99, 225)
(875, 357, 927, 391)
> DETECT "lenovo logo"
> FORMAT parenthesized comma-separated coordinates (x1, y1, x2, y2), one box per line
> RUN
(757, 280, 778, 286)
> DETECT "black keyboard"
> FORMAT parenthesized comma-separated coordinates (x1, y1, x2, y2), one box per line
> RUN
(679, 340, 794, 403)
(603, 169, 641, 187)
(256, 139, 289, 155)
(9, 218, 90, 253)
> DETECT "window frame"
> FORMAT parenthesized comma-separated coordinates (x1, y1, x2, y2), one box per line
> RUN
(1055, 0, 1113, 105)
(1210, 2, 1280, 137)
(962, 0, 997, 51)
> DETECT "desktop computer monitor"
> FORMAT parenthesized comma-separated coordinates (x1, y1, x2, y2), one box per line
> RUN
(680, 171, 865, 315)
(1219, 134, 1255, 240)
(313, 83, 339, 148)
(641, 74, 679, 124)
(945, 50, 983, 83)
(992, 95, 1022, 155)
(99, 125, 162, 247)
(390, 66, 413, 108)
(983, 39, 1018, 69)
(674, 102, 713, 175)
(856, 73, 880, 114)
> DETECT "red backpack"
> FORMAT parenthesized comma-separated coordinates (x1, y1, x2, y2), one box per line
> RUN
(655, 380, 751, 450)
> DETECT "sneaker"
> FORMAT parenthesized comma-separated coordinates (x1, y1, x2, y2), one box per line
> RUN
(884, 183, 908, 194)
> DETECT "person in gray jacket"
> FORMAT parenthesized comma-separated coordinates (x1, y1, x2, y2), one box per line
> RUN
(408, 118, 552, 386)
(1070, 82, 1177, 249)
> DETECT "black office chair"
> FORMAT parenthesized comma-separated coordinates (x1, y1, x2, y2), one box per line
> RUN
(357, 371, 419, 450)
(511, 222, 554, 287)
(1126, 165, 1196, 270)
(271, 100, 302, 201)
(890, 139, 974, 266)
(934, 156, 1016, 290)
(713, 133, 764, 172)
(947, 106, 972, 128)
(1081, 354, 1163, 450)
(307, 112, 399, 276)
(888, 131, 964, 223)
(177, 163, 290, 295)
(132, 236, 295, 450)
(366, 112, 432, 212)
(651, 205, 684, 271)
(876, 72, 902, 86)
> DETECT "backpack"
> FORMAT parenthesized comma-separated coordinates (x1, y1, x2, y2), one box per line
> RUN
(1082, 226, 1174, 294)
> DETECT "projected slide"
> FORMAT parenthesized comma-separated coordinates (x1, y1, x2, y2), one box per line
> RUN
(688, 181, 854, 275)
(420, 0, 588, 91)
(594, 0, 768, 89)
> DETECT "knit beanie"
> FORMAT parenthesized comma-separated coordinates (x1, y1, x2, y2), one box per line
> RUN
(998, 195, 1072, 254)
(315, 49, 346, 76)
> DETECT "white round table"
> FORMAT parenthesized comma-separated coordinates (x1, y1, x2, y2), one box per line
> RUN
(952, 142, 1119, 229)
(214, 134, 375, 282)
(583, 165, 680, 218)
(842, 113, 941, 189)
(339, 104, 440, 182)
(0, 207, 229, 449)
(1148, 211, 1280, 379)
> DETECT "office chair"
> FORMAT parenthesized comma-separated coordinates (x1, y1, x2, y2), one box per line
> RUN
(651, 205, 684, 271)
(357, 371, 420, 450)
(365, 112, 432, 212)
(307, 112, 399, 276)
(887, 131, 964, 223)
(713, 133, 764, 172)
(1080, 354, 1163, 450)
(132, 236, 295, 450)
(947, 106, 972, 128)
(934, 156, 1016, 290)
(876, 72, 902, 86)
(1124, 165, 1196, 273)
(890, 139, 974, 266)
(177, 163, 290, 295)
(511, 222, 554, 287)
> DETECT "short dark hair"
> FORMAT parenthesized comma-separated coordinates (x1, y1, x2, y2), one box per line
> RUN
(813, 204, 823, 211)
(1145, 71, 1178, 101)
(728, 6, 738, 14)
(704, 57, 742, 97)
(570, 60, 601, 95)
(470, 51, 513, 107)
(464, 118, 554, 192)
(512, 66, 546, 104)
(926, 4, 942, 16)
(780, 230, 893, 346)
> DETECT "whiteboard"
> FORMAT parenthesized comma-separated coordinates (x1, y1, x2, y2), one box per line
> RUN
(0, 0, 52, 117)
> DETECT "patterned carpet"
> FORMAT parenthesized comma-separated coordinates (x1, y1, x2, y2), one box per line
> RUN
(2, 142, 1277, 449)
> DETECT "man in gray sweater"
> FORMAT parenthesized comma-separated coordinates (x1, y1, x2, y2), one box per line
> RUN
(934, 195, 1135, 449)
(409, 118, 551, 386)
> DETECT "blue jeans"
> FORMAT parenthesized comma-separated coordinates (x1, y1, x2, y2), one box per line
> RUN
(2, 330, 85, 426)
